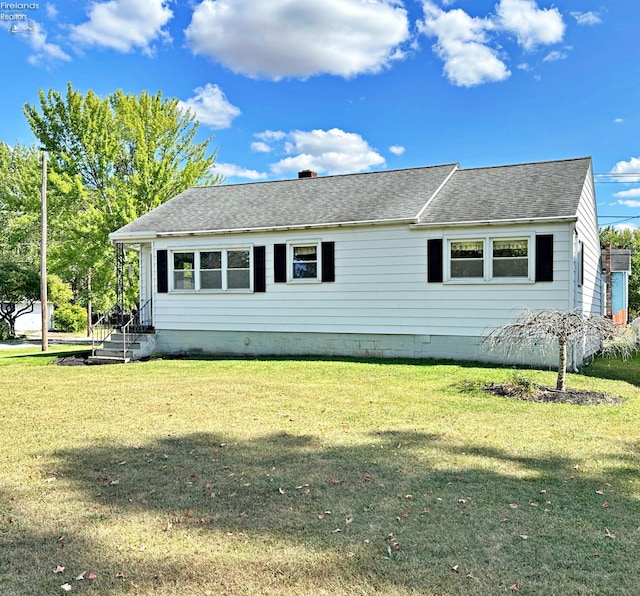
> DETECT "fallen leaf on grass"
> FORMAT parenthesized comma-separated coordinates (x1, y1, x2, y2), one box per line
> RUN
(278, 487, 285, 494)
(510, 583, 520, 591)
(451, 564, 459, 573)
(509, 503, 518, 509)
(519, 535, 528, 540)
(602, 502, 610, 508)
(60, 583, 72, 592)
(88, 572, 97, 580)
(53, 566, 65, 574)
(596, 489, 604, 495)
(75, 572, 85, 581)
(605, 528, 616, 539)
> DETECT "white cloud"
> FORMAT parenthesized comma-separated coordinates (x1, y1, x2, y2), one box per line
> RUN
(22, 22, 71, 66)
(617, 199, 640, 208)
(389, 145, 405, 155)
(214, 163, 268, 181)
(70, 0, 173, 54)
(419, 0, 567, 87)
(613, 223, 638, 232)
(255, 130, 287, 142)
(418, 2, 510, 87)
(185, 0, 410, 80)
(614, 118, 624, 124)
(614, 188, 640, 199)
(610, 157, 640, 183)
(262, 128, 385, 175)
(571, 11, 602, 26)
(46, 3, 58, 19)
(496, 0, 565, 51)
(251, 142, 272, 153)
(543, 50, 568, 62)
(178, 84, 240, 129)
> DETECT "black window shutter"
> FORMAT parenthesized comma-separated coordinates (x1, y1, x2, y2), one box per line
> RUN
(157, 249, 168, 293)
(321, 241, 335, 282)
(253, 246, 266, 292)
(535, 234, 554, 282)
(427, 239, 443, 283)
(274, 243, 287, 283)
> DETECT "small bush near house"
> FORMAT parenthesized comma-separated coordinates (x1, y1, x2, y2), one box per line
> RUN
(0, 320, 10, 340)
(53, 303, 87, 332)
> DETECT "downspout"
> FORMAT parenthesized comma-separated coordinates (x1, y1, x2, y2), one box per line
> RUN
(570, 225, 580, 371)
(605, 242, 612, 318)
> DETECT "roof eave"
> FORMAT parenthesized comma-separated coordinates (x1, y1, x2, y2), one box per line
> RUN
(151, 217, 417, 238)
(109, 230, 158, 243)
(410, 215, 579, 229)
(108, 217, 417, 242)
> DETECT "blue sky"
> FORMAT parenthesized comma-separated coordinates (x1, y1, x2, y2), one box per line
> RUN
(0, 0, 638, 229)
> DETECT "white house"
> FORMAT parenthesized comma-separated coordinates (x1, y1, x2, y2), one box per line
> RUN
(109, 157, 603, 367)
(10, 301, 53, 334)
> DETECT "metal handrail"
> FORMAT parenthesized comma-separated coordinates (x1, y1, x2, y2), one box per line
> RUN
(91, 299, 152, 360)
(120, 299, 152, 361)
(91, 304, 120, 357)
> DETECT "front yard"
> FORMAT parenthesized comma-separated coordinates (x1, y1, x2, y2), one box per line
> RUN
(1, 348, 638, 594)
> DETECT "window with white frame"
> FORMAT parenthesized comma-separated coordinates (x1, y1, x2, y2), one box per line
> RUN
(172, 249, 251, 291)
(447, 236, 531, 281)
(291, 243, 318, 280)
(173, 252, 195, 289)
(492, 239, 528, 277)
(450, 240, 484, 278)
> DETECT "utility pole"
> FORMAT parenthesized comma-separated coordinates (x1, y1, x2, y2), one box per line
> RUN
(40, 148, 48, 351)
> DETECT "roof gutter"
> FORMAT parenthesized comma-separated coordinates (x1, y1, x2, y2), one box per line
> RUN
(110, 217, 417, 242)
(410, 215, 578, 229)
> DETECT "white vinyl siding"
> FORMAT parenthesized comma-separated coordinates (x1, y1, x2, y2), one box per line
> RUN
(150, 220, 575, 338)
(573, 165, 603, 315)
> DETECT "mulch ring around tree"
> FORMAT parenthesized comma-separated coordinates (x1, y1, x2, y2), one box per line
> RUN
(484, 383, 625, 406)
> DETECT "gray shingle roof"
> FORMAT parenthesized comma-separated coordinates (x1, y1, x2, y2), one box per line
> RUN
(418, 157, 592, 225)
(111, 157, 592, 239)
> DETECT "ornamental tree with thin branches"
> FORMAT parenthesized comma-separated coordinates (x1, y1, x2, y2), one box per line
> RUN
(483, 308, 635, 391)
(0, 260, 40, 338)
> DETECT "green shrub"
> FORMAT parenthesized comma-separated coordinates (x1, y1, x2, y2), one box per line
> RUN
(0, 321, 10, 341)
(53, 304, 87, 333)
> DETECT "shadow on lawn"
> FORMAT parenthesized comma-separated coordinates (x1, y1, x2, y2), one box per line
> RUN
(1, 352, 636, 594)
(6, 431, 639, 594)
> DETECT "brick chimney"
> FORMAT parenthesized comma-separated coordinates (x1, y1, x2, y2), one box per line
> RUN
(298, 170, 317, 179)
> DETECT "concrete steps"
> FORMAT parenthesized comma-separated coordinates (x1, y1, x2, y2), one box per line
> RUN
(89, 331, 156, 364)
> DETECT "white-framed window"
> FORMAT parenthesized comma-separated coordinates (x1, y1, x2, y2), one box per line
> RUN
(171, 248, 252, 291)
(450, 239, 484, 278)
(290, 242, 320, 281)
(491, 238, 529, 278)
(173, 252, 195, 289)
(446, 236, 532, 282)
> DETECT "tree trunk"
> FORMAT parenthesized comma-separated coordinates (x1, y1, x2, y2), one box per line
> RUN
(556, 337, 567, 391)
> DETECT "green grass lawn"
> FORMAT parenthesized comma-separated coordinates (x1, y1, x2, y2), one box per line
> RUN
(0, 347, 638, 595)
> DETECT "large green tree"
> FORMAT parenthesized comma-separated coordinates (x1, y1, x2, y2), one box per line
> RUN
(0, 142, 43, 264)
(600, 226, 640, 318)
(23, 83, 220, 312)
